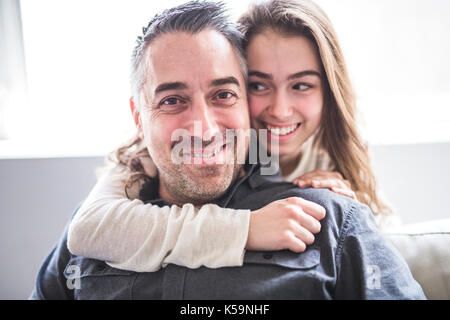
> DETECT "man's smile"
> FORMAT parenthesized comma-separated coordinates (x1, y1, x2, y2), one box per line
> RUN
(182, 143, 228, 165)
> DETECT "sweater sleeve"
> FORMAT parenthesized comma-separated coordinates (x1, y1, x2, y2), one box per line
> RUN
(67, 165, 250, 272)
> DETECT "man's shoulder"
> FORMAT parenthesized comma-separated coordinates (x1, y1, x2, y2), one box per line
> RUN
(244, 167, 356, 211)
(237, 179, 379, 241)
(247, 180, 357, 216)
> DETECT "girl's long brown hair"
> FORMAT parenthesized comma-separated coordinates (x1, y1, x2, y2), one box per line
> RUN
(238, 0, 391, 216)
(108, 135, 150, 198)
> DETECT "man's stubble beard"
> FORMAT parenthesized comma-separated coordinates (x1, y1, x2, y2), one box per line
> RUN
(158, 161, 243, 206)
(148, 132, 250, 206)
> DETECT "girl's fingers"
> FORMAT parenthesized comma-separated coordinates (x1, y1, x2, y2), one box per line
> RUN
(291, 225, 315, 246)
(294, 173, 344, 188)
(331, 187, 357, 199)
(294, 172, 326, 184)
(342, 179, 351, 189)
(311, 179, 347, 190)
(315, 180, 356, 199)
(293, 170, 357, 201)
(294, 179, 309, 188)
(286, 233, 307, 253)
(294, 178, 356, 200)
(294, 177, 328, 188)
(298, 170, 343, 181)
(285, 197, 326, 221)
(332, 171, 344, 180)
(296, 210, 322, 234)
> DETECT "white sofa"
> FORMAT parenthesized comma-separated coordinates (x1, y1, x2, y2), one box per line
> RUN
(384, 219, 450, 299)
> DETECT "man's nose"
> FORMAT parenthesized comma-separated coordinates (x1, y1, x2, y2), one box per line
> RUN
(267, 92, 293, 119)
(187, 98, 220, 140)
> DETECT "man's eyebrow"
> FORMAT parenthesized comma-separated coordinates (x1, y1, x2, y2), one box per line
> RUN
(249, 70, 322, 81)
(209, 76, 241, 88)
(287, 70, 322, 80)
(248, 71, 273, 80)
(154, 82, 188, 95)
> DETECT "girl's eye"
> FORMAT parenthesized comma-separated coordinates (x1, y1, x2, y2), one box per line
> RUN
(249, 82, 267, 92)
(213, 91, 237, 106)
(293, 83, 312, 91)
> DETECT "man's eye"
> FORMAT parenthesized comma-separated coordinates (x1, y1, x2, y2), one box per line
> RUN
(217, 92, 233, 99)
(293, 83, 312, 91)
(156, 96, 187, 113)
(213, 91, 237, 106)
(161, 97, 182, 105)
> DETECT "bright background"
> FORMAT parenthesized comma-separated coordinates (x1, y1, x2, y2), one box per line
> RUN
(1, 0, 449, 157)
(0, 0, 449, 300)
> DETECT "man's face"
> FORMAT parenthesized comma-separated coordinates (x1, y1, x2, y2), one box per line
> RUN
(133, 30, 250, 205)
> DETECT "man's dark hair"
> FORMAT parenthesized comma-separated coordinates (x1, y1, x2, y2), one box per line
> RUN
(130, 0, 247, 107)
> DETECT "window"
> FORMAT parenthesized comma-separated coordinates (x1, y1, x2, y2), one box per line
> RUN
(316, 0, 450, 145)
(1, 0, 449, 158)
(0, 0, 27, 141)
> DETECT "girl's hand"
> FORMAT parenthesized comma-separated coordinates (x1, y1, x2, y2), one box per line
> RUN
(246, 197, 326, 253)
(293, 170, 357, 200)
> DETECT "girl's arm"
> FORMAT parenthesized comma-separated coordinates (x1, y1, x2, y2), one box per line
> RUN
(68, 165, 325, 272)
(67, 165, 250, 272)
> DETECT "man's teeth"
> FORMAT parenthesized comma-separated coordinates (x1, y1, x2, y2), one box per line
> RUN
(266, 123, 300, 136)
(191, 144, 224, 158)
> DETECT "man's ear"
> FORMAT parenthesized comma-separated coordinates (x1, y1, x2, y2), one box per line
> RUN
(130, 97, 144, 140)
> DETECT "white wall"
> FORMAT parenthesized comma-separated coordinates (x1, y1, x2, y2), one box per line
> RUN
(1, 142, 449, 299)
(0, 156, 104, 299)
(370, 143, 450, 223)
(3, 0, 448, 158)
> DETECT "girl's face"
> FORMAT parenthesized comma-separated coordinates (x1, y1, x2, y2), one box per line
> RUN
(247, 29, 324, 158)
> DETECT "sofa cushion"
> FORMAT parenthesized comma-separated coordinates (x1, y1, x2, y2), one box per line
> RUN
(384, 219, 450, 300)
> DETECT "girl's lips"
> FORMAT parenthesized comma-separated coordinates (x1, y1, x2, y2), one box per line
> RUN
(263, 121, 301, 129)
(262, 121, 302, 141)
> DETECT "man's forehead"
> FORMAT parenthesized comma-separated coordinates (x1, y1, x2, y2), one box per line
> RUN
(146, 30, 244, 89)
(149, 29, 233, 56)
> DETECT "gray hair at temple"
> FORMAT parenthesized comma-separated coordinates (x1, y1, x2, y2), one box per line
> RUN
(130, 0, 248, 108)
